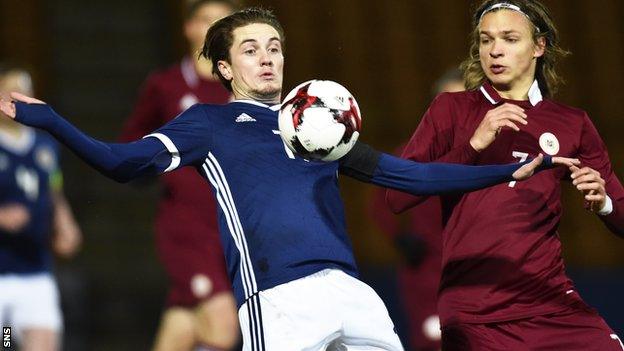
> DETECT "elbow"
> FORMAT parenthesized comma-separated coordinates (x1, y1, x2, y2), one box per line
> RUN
(97, 165, 138, 184)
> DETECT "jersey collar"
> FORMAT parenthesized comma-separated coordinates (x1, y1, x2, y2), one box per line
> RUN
(479, 80, 543, 107)
(232, 99, 281, 111)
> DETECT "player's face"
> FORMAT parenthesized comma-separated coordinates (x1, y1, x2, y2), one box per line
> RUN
(185, 2, 233, 51)
(220, 23, 284, 104)
(478, 10, 545, 97)
(0, 71, 33, 96)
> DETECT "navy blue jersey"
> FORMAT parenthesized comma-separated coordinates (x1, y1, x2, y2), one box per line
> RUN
(147, 101, 357, 305)
(0, 127, 59, 274)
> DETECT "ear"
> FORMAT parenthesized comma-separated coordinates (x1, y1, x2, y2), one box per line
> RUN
(533, 36, 546, 58)
(217, 60, 233, 81)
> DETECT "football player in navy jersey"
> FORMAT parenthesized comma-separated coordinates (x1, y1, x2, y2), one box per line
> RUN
(0, 66, 81, 351)
(0, 8, 577, 351)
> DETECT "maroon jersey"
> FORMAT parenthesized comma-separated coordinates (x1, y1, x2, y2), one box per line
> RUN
(120, 58, 232, 305)
(387, 81, 624, 326)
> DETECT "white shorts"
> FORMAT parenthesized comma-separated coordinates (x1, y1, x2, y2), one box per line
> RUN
(0, 273, 63, 339)
(238, 269, 404, 351)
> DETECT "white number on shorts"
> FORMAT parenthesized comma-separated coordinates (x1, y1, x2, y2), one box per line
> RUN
(509, 151, 529, 188)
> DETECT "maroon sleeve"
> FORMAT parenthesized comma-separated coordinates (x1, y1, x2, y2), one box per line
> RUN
(385, 93, 480, 213)
(579, 113, 624, 236)
(119, 74, 164, 142)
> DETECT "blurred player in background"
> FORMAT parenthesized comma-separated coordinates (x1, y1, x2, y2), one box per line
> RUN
(370, 68, 464, 351)
(0, 65, 81, 351)
(119, 1, 239, 350)
(386, 1, 624, 350)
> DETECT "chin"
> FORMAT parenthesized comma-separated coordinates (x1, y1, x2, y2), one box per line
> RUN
(488, 76, 512, 90)
(253, 85, 281, 101)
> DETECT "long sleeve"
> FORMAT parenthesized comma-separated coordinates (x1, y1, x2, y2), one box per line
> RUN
(386, 93, 480, 213)
(15, 103, 171, 183)
(340, 142, 551, 196)
(579, 113, 624, 236)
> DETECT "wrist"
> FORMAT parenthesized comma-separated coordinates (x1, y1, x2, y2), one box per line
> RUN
(597, 195, 613, 215)
(469, 137, 485, 152)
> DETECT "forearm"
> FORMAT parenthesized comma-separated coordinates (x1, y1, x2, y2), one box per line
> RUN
(599, 196, 624, 237)
(341, 142, 551, 196)
(374, 153, 534, 196)
(15, 103, 169, 182)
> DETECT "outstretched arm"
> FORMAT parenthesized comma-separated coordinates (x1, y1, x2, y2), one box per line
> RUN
(340, 142, 578, 196)
(0, 93, 170, 183)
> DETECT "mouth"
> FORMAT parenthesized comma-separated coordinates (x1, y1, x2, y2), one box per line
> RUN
(490, 64, 506, 75)
(260, 72, 275, 80)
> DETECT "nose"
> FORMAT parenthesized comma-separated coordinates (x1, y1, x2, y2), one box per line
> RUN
(260, 49, 273, 67)
(489, 39, 504, 58)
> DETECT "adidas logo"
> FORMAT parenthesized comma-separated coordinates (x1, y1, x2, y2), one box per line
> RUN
(235, 113, 257, 123)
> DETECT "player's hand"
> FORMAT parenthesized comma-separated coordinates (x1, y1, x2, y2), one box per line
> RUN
(512, 154, 580, 180)
(0, 92, 46, 119)
(53, 223, 82, 259)
(0, 204, 31, 233)
(569, 165, 607, 212)
(470, 103, 528, 152)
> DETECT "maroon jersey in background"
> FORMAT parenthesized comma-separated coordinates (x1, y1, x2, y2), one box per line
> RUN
(120, 57, 232, 306)
(371, 145, 443, 351)
(386, 81, 624, 326)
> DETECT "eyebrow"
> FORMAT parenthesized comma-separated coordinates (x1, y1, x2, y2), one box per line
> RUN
(238, 37, 282, 47)
(480, 30, 522, 36)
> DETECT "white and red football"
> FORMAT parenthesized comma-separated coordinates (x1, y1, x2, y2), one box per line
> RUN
(278, 80, 361, 162)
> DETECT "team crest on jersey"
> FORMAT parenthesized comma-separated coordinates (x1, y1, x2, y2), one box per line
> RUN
(35, 146, 57, 172)
(179, 93, 199, 112)
(191, 274, 213, 298)
(539, 132, 560, 155)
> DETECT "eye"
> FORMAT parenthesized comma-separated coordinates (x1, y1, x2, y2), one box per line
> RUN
(269, 47, 281, 54)
(505, 37, 519, 43)
(480, 37, 491, 44)
(244, 48, 256, 55)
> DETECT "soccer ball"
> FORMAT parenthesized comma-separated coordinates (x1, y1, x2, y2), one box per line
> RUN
(278, 80, 362, 162)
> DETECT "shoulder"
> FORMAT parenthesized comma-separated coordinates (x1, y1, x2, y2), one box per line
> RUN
(173, 103, 234, 124)
(540, 99, 589, 121)
(432, 90, 480, 107)
(427, 90, 479, 118)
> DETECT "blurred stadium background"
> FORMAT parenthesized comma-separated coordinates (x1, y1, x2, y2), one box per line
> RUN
(1, 0, 623, 349)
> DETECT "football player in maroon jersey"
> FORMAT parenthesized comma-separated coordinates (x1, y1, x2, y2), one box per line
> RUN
(386, 1, 624, 350)
(119, 1, 239, 350)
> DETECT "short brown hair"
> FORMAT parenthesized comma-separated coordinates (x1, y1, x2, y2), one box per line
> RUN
(200, 7, 285, 92)
(461, 0, 570, 97)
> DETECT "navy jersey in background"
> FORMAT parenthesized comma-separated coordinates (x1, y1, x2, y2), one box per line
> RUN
(0, 128, 59, 274)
